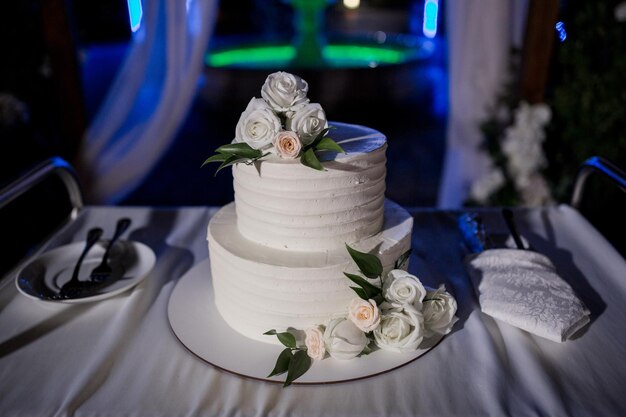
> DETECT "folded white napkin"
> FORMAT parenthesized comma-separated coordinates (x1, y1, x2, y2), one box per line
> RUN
(466, 249, 590, 342)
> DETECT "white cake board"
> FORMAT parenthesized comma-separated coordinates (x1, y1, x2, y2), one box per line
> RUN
(168, 259, 445, 385)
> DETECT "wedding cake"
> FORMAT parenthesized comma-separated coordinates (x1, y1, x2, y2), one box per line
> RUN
(201, 72, 458, 387)
(205, 73, 413, 343)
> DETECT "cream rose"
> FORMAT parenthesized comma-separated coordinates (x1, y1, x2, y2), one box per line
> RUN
(285, 102, 328, 146)
(373, 306, 424, 353)
(261, 71, 309, 113)
(383, 269, 427, 310)
(323, 318, 368, 360)
(348, 298, 381, 332)
(234, 98, 281, 150)
(273, 131, 302, 159)
(422, 285, 458, 337)
(304, 326, 326, 360)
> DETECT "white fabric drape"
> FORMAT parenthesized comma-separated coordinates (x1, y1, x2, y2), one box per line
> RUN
(438, 0, 529, 208)
(81, 0, 218, 204)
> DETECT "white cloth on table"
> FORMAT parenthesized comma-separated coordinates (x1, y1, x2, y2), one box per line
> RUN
(466, 248, 590, 342)
(2, 205, 626, 416)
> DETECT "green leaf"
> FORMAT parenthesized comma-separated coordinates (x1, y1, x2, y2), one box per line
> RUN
(214, 155, 244, 176)
(264, 329, 297, 349)
(344, 273, 381, 299)
(394, 248, 412, 269)
(277, 332, 297, 349)
(267, 348, 293, 378)
(345, 244, 383, 278)
(215, 143, 262, 159)
(310, 128, 331, 148)
(350, 286, 369, 300)
(300, 148, 324, 171)
(360, 343, 373, 356)
(201, 153, 230, 167)
(313, 137, 346, 154)
(284, 350, 312, 387)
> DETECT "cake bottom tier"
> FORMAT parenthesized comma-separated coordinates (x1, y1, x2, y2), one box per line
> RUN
(207, 200, 413, 344)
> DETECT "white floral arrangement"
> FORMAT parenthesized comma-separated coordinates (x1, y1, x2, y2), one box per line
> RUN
(469, 101, 554, 206)
(202, 71, 345, 173)
(265, 245, 458, 386)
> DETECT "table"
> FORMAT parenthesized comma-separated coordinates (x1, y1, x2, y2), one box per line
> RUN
(1, 205, 625, 416)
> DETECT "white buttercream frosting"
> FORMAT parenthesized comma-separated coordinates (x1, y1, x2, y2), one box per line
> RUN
(208, 200, 413, 343)
(233, 122, 387, 251)
(207, 122, 414, 344)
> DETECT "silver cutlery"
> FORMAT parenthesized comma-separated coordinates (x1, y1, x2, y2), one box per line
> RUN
(90, 218, 132, 282)
(57, 227, 103, 298)
(502, 208, 525, 250)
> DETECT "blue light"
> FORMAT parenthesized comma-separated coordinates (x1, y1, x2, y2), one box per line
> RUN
(128, 0, 143, 33)
(423, 0, 439, 39)
(555, 21, 567, 42)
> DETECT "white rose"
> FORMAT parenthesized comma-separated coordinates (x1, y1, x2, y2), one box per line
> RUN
(422, 285, 458, 338)
(529, 103, 551, 126)
(514, 102, 551, 129)
(347, 298, 381, 332)
(261, 71, 309, 113)
(304, 326, 326, 360)
(285, 102, 328, 146)
(234, 98, 282, 150)
(469, 167, 505, 203)
(273, 130, 302, 159)
(373, 306, 424, 353)
(323, 318, 368, 360)
(502, 123, 547, 189)
(520, 173, 554, 206)
(383, 269, 427, 310)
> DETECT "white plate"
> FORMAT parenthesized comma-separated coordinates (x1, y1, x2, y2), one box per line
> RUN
(168, 259, 444, 385)
(16, 240, 156, 303)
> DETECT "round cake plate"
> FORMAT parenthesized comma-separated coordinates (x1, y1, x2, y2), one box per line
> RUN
(168, 259, 444, 385)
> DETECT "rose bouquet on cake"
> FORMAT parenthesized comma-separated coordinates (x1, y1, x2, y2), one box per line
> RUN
(202, 71, 345, 173)
(265, 245, 458, 386)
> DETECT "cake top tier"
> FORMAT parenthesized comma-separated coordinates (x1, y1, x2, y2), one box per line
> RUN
(233, 122, 388, 252)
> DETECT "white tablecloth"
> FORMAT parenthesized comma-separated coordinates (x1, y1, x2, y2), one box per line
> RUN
(1, 205, 625, 416)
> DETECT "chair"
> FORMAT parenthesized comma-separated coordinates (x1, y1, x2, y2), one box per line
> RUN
(570, 156, 626, 258)
(0, 157, 83, 278)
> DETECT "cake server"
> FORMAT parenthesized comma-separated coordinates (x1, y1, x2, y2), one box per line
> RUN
(502, 209, 526, 250)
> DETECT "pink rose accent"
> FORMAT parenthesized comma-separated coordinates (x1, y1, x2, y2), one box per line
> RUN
(273, 130, 302, 159)
(348, 298, 381, 332)
(304, 326, 326, 360)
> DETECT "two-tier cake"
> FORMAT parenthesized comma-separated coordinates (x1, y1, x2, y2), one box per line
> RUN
(207, 121, 413, 343)
(196, 72, 457, 387)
